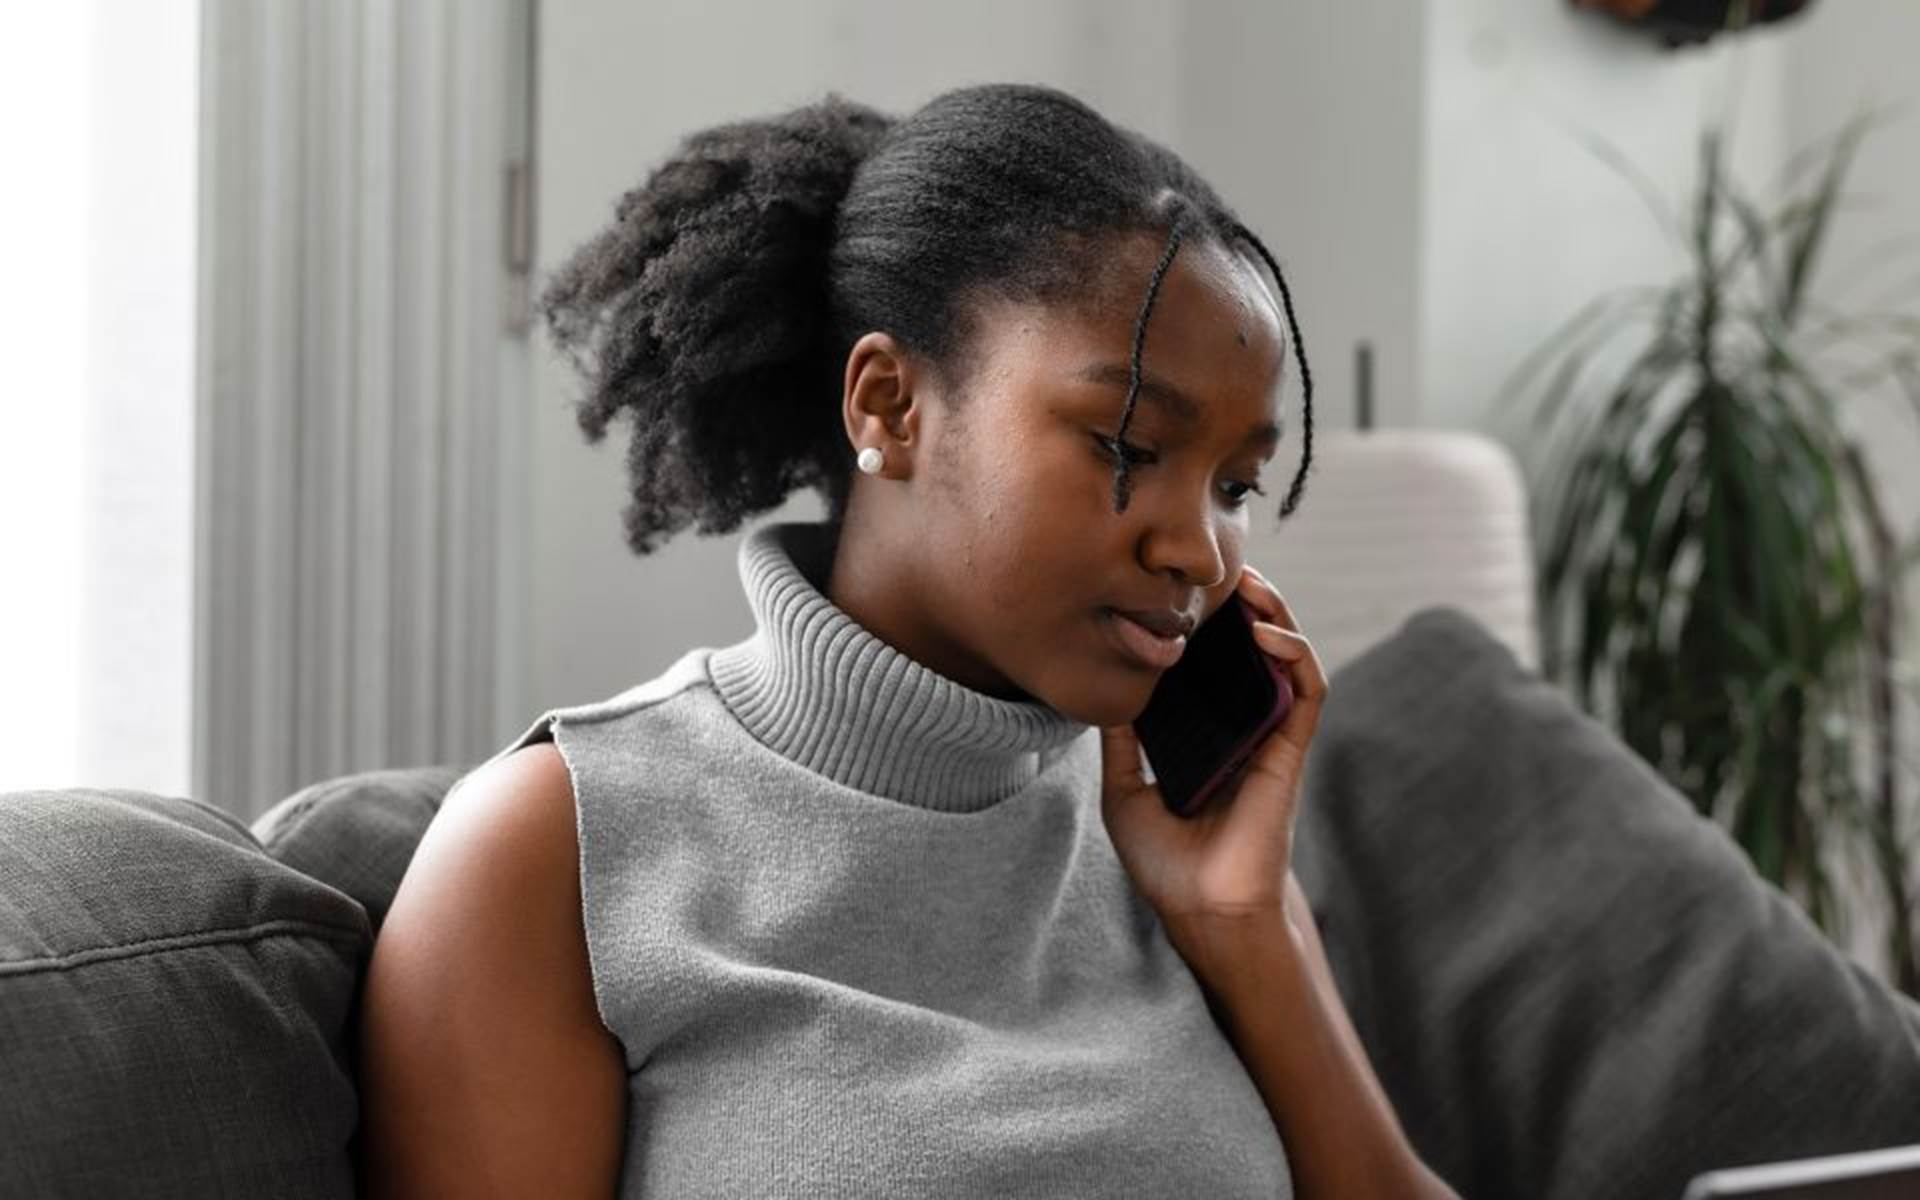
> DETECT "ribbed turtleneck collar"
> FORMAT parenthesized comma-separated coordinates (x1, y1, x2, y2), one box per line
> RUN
(706, 519, 1091, 813)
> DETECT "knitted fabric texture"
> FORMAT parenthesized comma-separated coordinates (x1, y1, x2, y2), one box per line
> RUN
(490, 518, 1293, 1198)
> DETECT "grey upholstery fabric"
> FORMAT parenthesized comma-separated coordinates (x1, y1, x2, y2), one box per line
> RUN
(252, 765, 463, 937)
(1292, 606, 1920, 1200)
(0, 788, 369, 1199)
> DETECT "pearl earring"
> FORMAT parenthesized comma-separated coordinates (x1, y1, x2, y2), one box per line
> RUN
(856, 446, 884, 475)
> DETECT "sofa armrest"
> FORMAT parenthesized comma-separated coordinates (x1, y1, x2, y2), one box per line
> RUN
(0, 788, 368, 1198)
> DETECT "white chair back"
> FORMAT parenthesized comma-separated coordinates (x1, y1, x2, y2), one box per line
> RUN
(1247, 428, 1540, 676)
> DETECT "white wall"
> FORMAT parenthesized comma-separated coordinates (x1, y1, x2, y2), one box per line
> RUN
(1417, 0, 1792, 433)
(1177, 1, 1428, 437)
(523, 0, 1425, 722)
(1779, 2, 1920, 548)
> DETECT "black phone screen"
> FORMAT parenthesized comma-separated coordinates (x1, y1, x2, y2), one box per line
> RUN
(1132, 592, 1294, 818)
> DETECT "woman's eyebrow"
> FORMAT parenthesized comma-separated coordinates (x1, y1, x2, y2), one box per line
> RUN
(1072, 361, 1282, 448)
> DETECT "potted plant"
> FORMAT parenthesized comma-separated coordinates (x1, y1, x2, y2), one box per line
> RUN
(1498, 110, 1920, 994)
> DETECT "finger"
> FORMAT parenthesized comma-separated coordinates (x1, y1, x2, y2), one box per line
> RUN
(1250, 620, 1328, 745)
(1223, 688, 1313, 860)
(1099, 724, 1179, 839)
(1250, 621, 1328, 708)
(1236, 564, 1298, 633)
(1098, 723, 1149, 794)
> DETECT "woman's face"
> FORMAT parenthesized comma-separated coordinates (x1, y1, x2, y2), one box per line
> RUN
(836, 231, 1290, 729)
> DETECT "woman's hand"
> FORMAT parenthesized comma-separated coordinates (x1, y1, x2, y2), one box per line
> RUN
(1097, 562, 1328, 946)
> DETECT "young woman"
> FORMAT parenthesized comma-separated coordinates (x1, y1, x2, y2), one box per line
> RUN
(356, 82, 1458, 1199)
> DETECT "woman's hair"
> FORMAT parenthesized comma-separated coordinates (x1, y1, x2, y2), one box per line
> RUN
(540, 82, 1313, 557)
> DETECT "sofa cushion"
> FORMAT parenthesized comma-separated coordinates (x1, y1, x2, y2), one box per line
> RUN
(1293, 605, 1920, 1200)
(251, 765, 463, 937)
(0, 788, 369, 1199)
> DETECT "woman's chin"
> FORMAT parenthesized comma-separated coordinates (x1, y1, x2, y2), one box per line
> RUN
(1045, 672, 1157, 729)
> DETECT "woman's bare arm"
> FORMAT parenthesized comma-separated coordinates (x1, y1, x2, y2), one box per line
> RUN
(355, 743, 627, 1198)
(1175, 874, 1460, 1199)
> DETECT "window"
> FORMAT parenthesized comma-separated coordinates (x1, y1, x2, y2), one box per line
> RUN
(0, 2, 197, 795)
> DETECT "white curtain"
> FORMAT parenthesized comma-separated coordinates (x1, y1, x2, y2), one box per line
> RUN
(196, 0, 531, 819)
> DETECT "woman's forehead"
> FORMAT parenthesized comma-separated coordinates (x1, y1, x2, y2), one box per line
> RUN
(972, 241, 1288, 418)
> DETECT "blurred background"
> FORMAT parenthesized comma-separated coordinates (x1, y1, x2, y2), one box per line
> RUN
(3, 0, 1916, 984)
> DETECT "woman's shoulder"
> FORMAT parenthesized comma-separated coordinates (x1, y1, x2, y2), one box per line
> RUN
(381, 739, 587, 998)
(357, 740, 627, 1194)
(452, 739, 576, 819)
(484, 647, 720, 767)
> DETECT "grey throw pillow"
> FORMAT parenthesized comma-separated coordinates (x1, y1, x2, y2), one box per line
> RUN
(0, 788, 369, 1199)
(251, 765, 463, 937)
(1293, 606, 1920, 1200)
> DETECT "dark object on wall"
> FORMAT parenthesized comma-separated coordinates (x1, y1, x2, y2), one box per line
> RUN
(1570, 0, 1815, 48)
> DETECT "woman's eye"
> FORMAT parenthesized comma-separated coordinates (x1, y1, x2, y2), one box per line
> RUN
(1093, 433, 1156, 465)
(1095, 433, 1265, 507)
(1220, 479, 1268, 508)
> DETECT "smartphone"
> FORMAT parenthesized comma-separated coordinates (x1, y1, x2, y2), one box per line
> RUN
(1133, 591, 1295, 819)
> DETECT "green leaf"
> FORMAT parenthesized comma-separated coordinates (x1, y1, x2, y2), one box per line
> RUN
(1555, 117, 1686, 249)
(1493, 288, 1665, 435)
(1721, 185, 1781, 308)
(1620, 395, 1701, 633)
(1692, 128, 1728, 326)
(1780, 112, 1876, 327)
(1722, 412, 1810, 664)
(1540, 338, 1690, 601)
(1764, 100, 1906, 200)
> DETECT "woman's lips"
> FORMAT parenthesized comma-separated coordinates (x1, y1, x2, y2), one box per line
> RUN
(1102, 608, 1188, 669)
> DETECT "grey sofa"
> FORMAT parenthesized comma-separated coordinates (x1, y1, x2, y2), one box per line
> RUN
(4, 606, 1918, 1199)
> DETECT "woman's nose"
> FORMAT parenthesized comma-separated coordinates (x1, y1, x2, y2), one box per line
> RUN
(1140, 494, 1227, 590)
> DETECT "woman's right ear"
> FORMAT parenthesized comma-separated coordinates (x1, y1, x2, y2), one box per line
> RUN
(842, 331, 923, 483)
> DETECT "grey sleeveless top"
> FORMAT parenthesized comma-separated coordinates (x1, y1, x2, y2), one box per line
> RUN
(488, 518, 1293, 1198)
